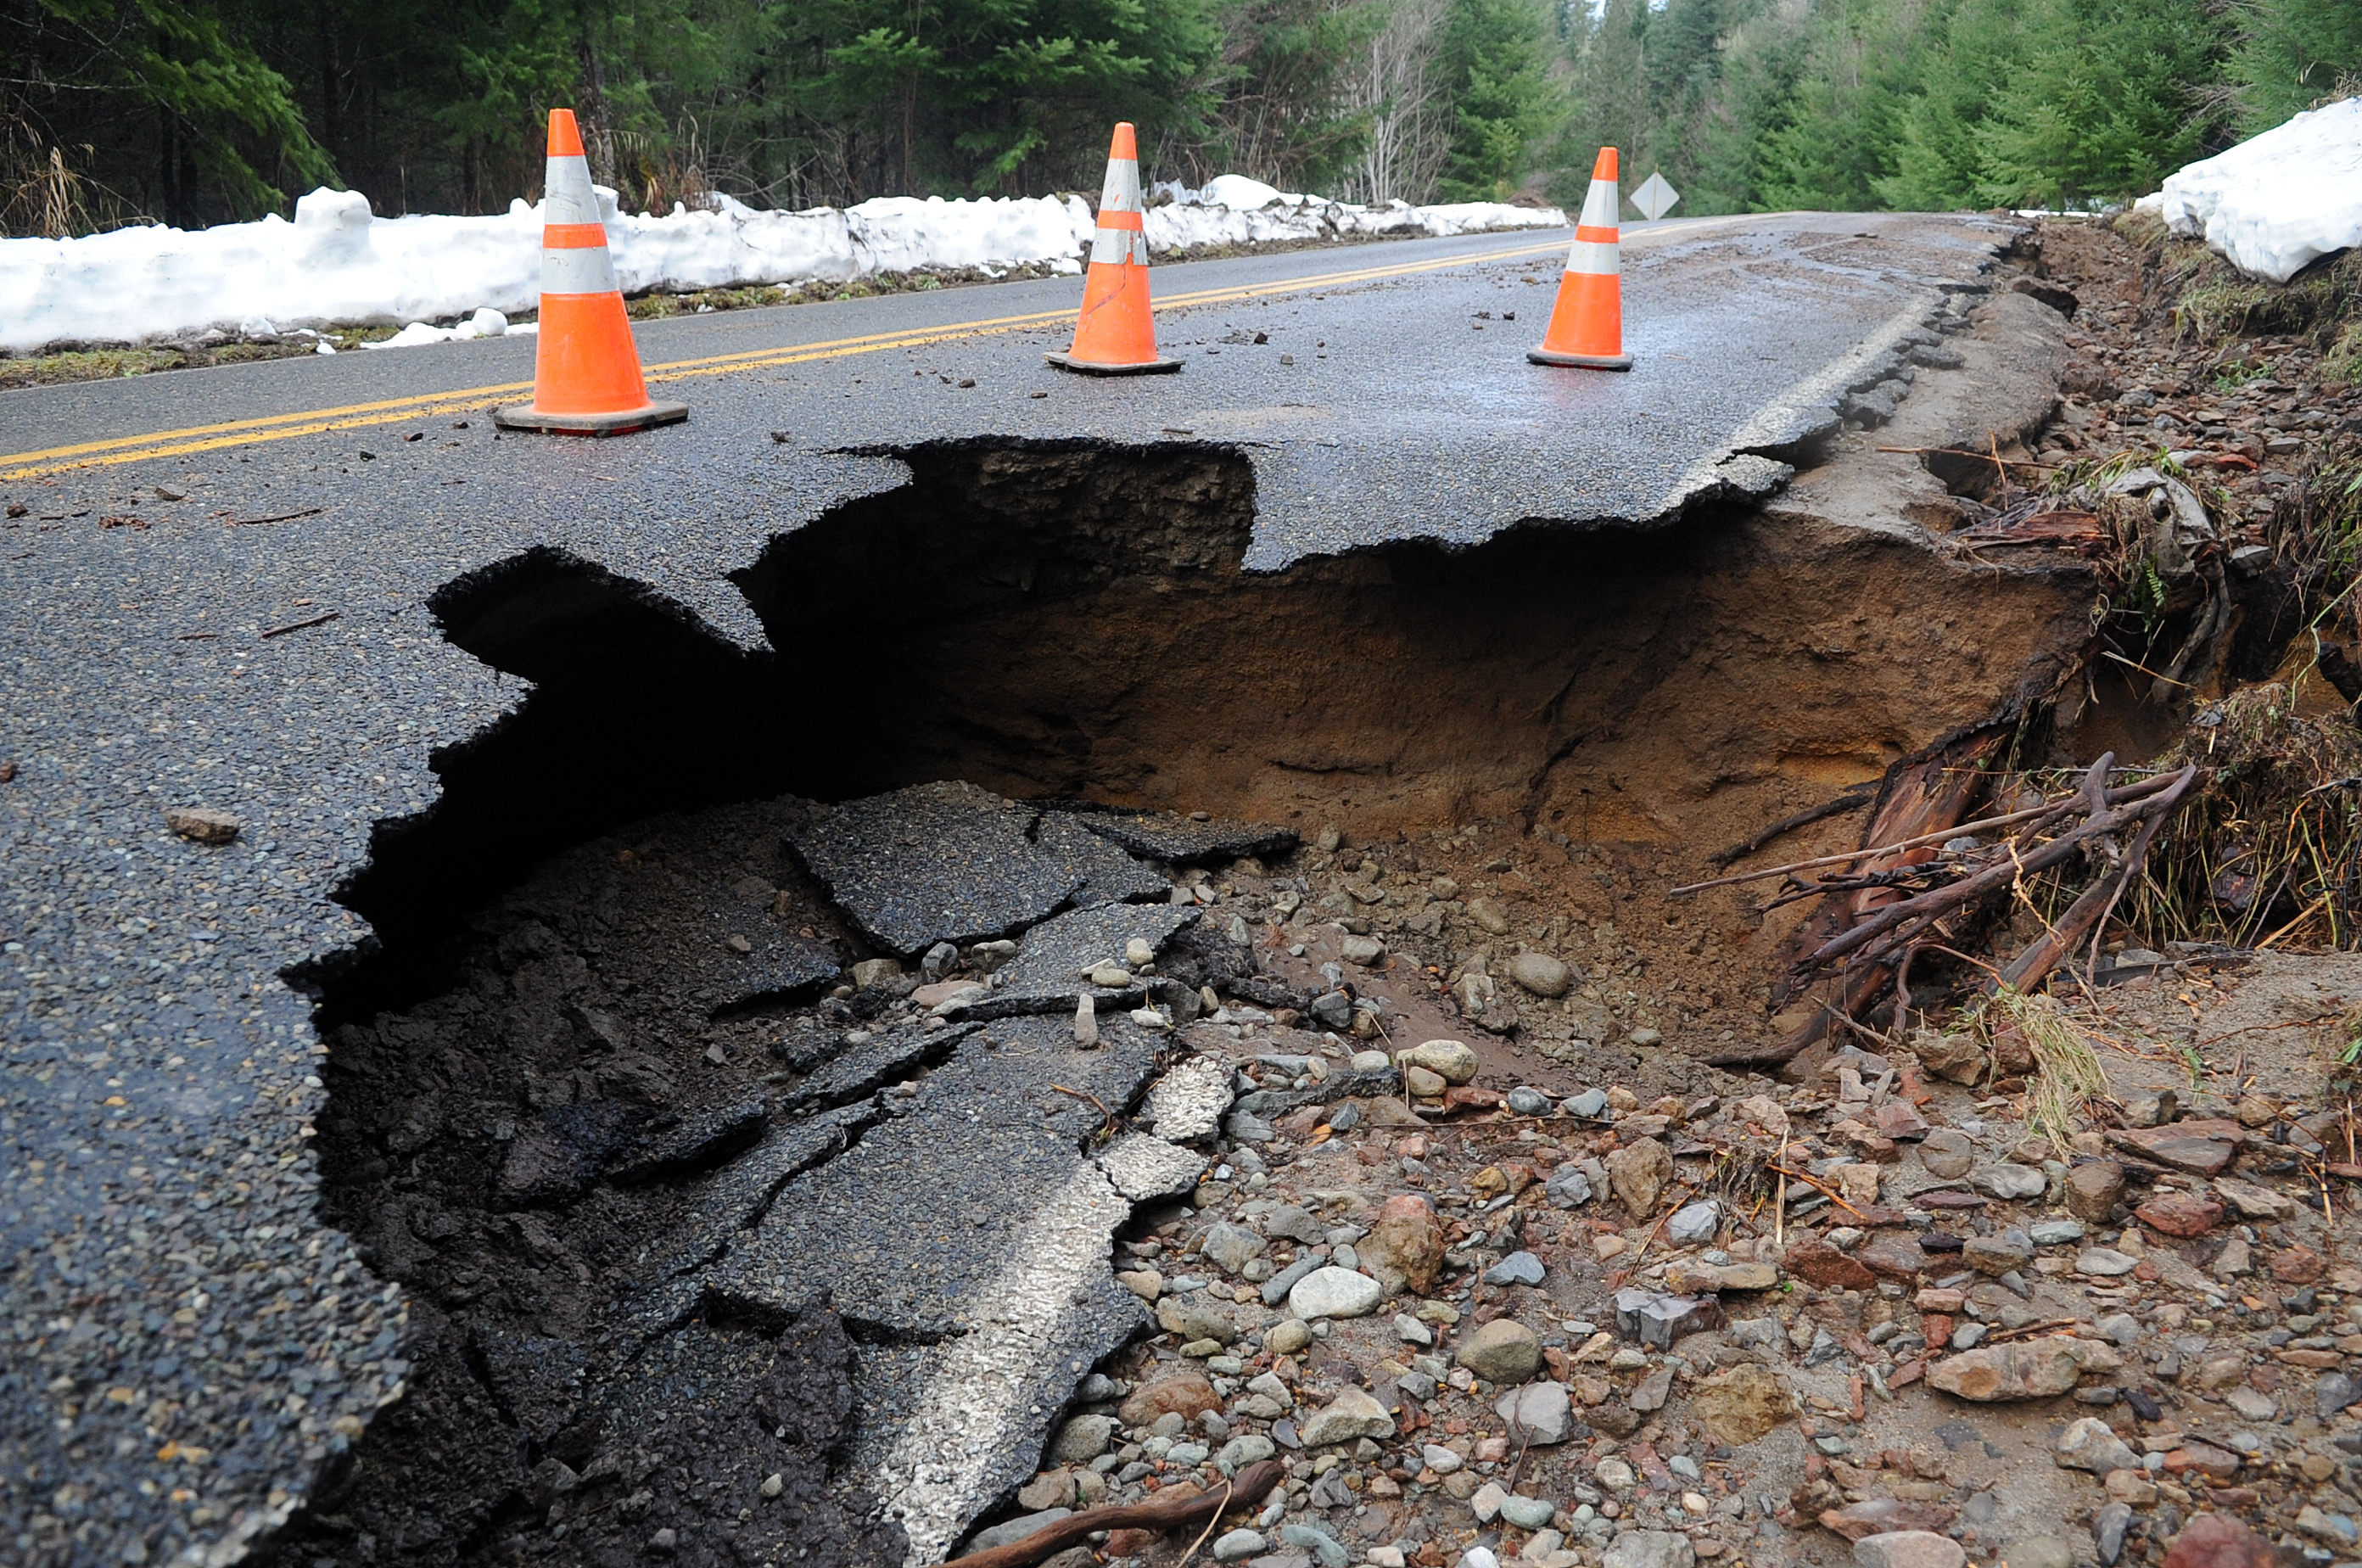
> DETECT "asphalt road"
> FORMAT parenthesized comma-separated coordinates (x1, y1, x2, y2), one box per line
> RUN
(0, 210, 2014, 1566)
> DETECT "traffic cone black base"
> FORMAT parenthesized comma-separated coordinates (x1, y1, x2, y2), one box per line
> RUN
(1042, 352, 1182, 376)
(491, 401, 690, 436)
(1525, 348, 1632, 371)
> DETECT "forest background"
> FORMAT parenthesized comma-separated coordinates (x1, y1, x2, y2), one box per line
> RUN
(3, 0, 2358, 239)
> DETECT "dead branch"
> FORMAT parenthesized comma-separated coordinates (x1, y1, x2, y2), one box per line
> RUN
(1671, 770, 2181, 897)
(1709, 786, 1876, 867)
(942, 1461, 1285, 1568)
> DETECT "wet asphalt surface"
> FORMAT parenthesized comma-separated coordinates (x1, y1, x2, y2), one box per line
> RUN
(0, 211, 2013, 1565)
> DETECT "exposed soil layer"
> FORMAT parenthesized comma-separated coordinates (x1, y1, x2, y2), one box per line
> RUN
(281, 411, 2107, 1565)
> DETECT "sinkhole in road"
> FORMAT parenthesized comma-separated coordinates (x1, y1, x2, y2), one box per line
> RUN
(278, 440, 2094, 1567)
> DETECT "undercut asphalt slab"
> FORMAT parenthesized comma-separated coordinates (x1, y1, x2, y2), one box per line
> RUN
(0, 209, 2018, 1565)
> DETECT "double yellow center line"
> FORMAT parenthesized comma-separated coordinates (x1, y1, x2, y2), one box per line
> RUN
(1, 237, 1573, 481)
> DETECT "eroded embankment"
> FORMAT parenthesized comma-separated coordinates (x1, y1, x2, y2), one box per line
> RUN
(273, 441, 2101, 1568)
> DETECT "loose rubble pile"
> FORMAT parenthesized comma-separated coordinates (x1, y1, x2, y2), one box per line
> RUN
(990, 914, 2362, 1568)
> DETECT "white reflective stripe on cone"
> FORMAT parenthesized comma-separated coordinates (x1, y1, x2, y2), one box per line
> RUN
(1564, 239, 1620, 276)
(1089, 228, 1150, 267)
(542, 244, 622, 295)
(1099, 158, 1142, 214)
(1577, 177, 1620, 231)
(544, 154, 604, 226)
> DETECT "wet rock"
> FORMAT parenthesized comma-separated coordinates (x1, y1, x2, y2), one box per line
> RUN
(1820, 1502, 1957, 1541)
(2271, 1243, 2324, 1283)
(1613, 1288, 1721, 1349)
(2056, 1416, 2141, 1474)
(1917, 1128, 1974, 1179)
(1928, 1338, 2115, 1400)
(1666, 1201, 1720, 1244)
(1603, 1531, 1694, 1568)
(2134, 1193, 2223, 1236)
(1363, 1195, 1446, 1296)
(1496, 1380, 1575, 1444)
(2107, 1502, 2144, 1558)
(1052, 1414, 1117, 1463)
(1915, 1033, 1987, 1085)
(1628, 1365, 1674, 1413)
(2158, 1514, 2293, 1568)
(1608, 1138, 1674, 1217)
(1121, 1369, 1220, 1427)
(1963, 1227, 2033, 1275)
(1214, 1529, 1268, 1562)
(1458, 1319, 1544, 1382)
(2001, 1538, 2075, 1568)
(1546, 1165, 1594, 1208)
(1289, 1267, 1382, 1319)
(165, 806, 241, 844)
(2112, 1121, 2242, 1175)
(1483, 1251, 1545, 1287)
(1854, 1235, 1927, 1282)
(1201, 1222, 1268, 1274)
(1280, 1523, 1349, 1568)
(1403, 1039, 1479, 1084)
(1156, 1298, 1240, 1344)
(1855, 1533, 1967, 1568)
(1971, 1164, 2046, 1201)
(2065, 1161, 2125, 1221)
(1507, 951, 1573, 998)
(2213, 1176, 2295, 1219)
(1300, 1386, 1396, 1445)
(1499, 1496, 1555, 1531)
(1782, 1238, 1877, 1291)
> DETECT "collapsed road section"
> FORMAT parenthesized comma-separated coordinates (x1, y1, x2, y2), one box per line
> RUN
(4, 217, 2158, 1568)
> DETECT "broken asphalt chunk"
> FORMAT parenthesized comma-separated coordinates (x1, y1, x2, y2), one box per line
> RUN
(788, 781, 1083, 955)
(1044, 803, 1299, 863)
(943, 902, 1202, 1019)
(783, 1022, 975, 1112)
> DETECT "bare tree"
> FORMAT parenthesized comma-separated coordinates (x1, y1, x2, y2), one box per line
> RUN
(1340, 0, 1448, 203)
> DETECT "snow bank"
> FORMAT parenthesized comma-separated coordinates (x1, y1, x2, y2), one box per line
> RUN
(0, 178, 1564, 355)
(2137, 97, 2362, 283)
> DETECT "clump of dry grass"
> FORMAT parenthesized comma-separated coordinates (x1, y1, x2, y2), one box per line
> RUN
(1987, 987, 2107, 1157)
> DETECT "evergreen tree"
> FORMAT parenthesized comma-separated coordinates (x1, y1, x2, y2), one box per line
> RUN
(2230, 0, 2362, 132)
(1434, 0, 1562, 199)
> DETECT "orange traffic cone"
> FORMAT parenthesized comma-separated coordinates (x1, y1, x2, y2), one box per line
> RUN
(495, 109, 688, 436)
(1529, 147, 1633, 372)
(1046, 122, 1180, 376)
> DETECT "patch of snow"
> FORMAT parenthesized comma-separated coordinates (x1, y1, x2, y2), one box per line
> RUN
(0, 177, 1565, 355)
(361, 307, 522, 350)
(2138, 97, 2362, 283)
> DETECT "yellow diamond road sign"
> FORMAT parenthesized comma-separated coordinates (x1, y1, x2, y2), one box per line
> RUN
(1632, 172, 1680, 221)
